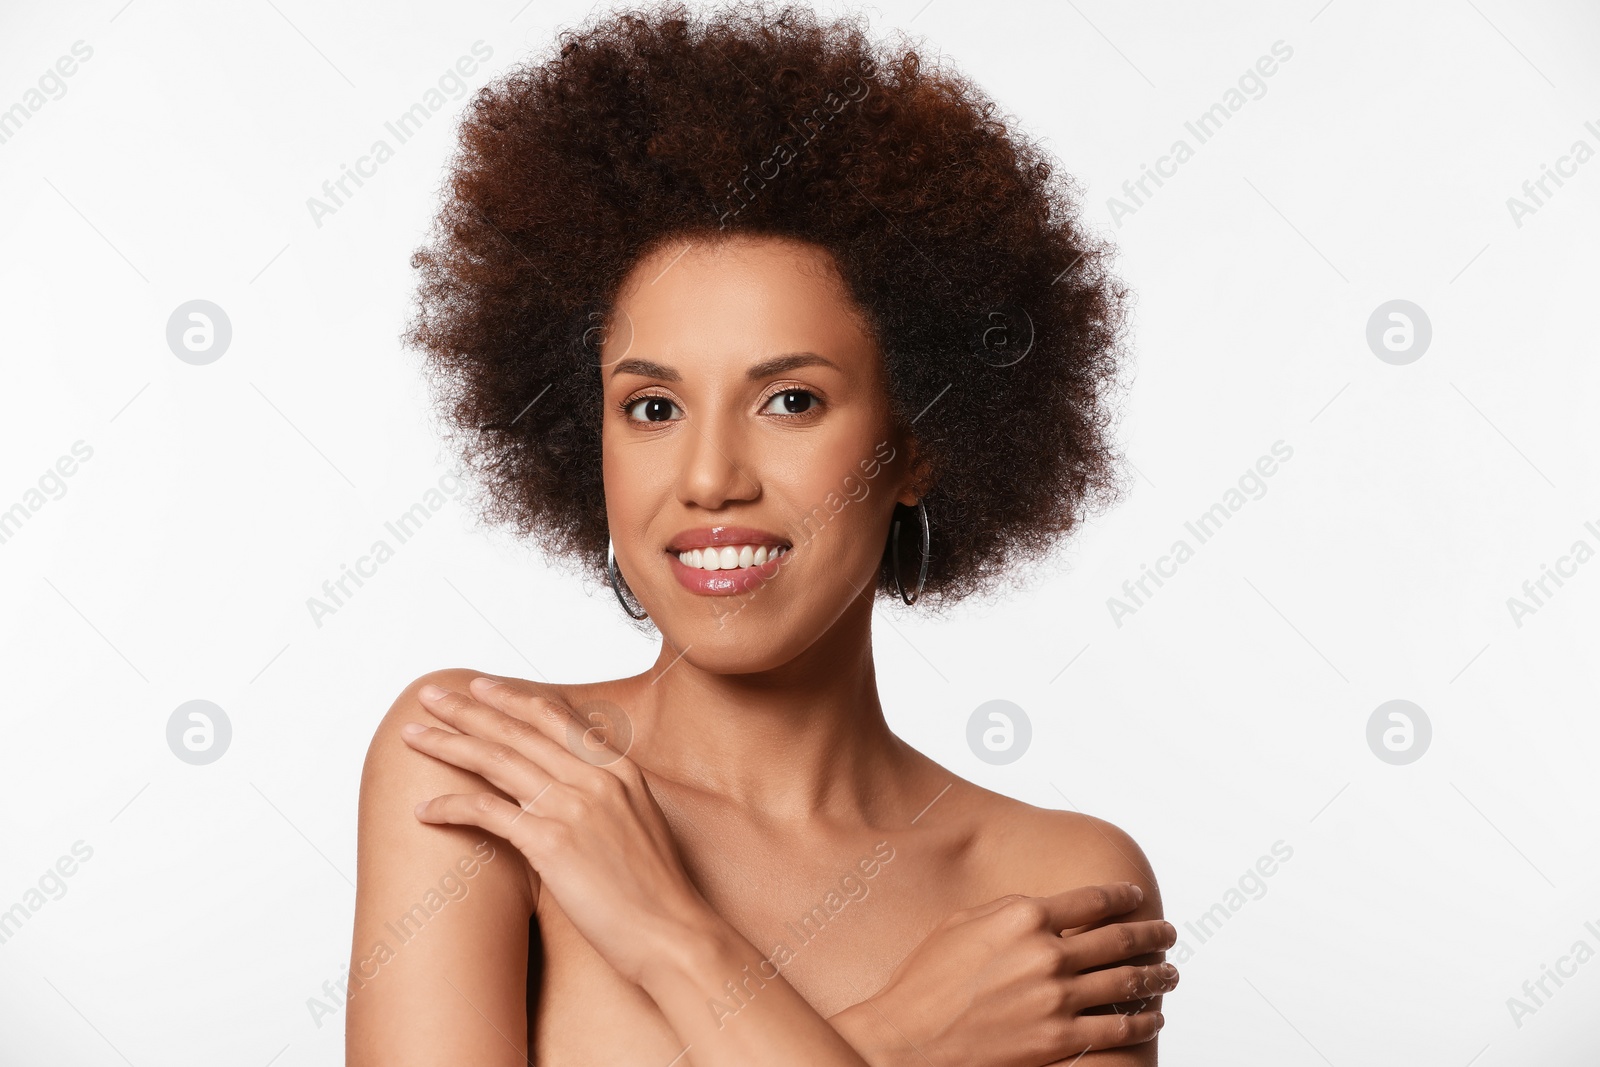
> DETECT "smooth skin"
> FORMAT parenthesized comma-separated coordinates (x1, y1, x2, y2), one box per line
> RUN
(348, 236, 1172, 1065)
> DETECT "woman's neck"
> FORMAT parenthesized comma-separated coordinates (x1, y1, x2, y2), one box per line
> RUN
(621, 597, 916, 824)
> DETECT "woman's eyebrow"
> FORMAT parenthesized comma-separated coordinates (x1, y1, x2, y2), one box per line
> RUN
(609, 352, 839, 381)
(609, 358, 680, 381)
(745, 352, 838, 379)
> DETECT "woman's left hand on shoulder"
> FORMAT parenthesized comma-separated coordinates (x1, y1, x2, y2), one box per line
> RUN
(403, 676, 716, 986)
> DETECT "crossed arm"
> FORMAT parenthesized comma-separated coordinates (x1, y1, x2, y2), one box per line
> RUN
(346, 670, 1173, 1066)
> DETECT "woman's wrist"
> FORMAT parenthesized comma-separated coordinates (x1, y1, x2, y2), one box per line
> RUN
(641, 906, 914, 1066)
(635, 903, 878, 1066)
(637, 901, 749, 997)
(827, 999, 915, 1067)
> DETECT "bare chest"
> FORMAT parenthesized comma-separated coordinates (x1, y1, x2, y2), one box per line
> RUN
(529, 818, 977, 1063)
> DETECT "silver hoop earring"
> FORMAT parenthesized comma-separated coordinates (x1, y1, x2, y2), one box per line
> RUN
(891, 500, 930, 606)
(607, 539, 649, 620)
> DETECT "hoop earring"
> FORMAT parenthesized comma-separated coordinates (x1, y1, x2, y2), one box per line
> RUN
(607, 539, 649, 620)
(891, 500, 930, 606)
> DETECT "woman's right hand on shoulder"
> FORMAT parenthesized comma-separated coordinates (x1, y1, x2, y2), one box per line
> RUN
(833, 884, 1176, 1067)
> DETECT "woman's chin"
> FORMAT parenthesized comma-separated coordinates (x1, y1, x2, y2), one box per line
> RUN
(647, 607, 809, 677)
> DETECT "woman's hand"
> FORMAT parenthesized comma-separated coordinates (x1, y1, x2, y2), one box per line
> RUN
(403, 676, 718, 987)
(836, 885, 1176, 1067)
(403, 676, 883, 1066)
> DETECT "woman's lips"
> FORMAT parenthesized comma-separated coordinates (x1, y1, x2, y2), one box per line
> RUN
(663, 525, 792, 596)
(667, 548, 786, 595)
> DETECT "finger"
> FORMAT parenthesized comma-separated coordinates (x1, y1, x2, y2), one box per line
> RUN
(469, 677, 576, 740)
(418, 683, 584, 784)
(470, 677, 636, 774)
(402, 722, 558, 807)
(1040, 1010, 1163, 1062)
(1067, 963, 1178, 1012)
(1060, 918, 1177, 970)
(414, 791, 552, 851)
(1036, 882, 1145, 933)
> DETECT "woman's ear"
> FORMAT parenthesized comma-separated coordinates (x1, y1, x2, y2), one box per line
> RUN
(895, 435, 935, 506)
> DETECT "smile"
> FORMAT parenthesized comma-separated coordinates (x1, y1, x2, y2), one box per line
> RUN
(664, 526, 792, 596)
(675, 544, 790, 570)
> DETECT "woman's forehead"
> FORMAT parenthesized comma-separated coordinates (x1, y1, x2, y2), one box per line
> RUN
(606, 236, 878, 375)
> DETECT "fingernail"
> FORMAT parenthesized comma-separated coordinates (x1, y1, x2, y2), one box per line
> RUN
(472, 676, 505, 689)
(1130, 884, 1144, 902)
(1159, 964, 1177, 979)
(402, 722, 425, 736)
(419, 683, 447, 701)
(413, 801, 428, 817)
(1154, 1012, 1165, 1029)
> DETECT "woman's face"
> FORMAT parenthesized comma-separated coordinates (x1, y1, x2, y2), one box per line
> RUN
(599, 234, 917, 673)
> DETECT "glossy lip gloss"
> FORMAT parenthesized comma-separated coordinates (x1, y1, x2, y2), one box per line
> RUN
(664, 525, 791, 597)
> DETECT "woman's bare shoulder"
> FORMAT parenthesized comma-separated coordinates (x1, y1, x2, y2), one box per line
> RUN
(362, 669, 539, 816)
(937, 776, 1161, 911)
(363, 668, 573, 775)
(358, 666, 549, 911)
(359, 668, 617, 888)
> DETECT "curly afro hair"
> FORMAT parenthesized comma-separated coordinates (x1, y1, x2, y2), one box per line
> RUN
(406, 0, 1131, 606)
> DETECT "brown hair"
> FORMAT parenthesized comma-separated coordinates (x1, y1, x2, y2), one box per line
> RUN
(406, 1, 1130, 604)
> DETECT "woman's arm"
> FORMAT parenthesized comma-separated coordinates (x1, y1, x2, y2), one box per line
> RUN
(386, 675, 1172, 1066)
(403, 676, 880, 1067)
(1025, 812, 1169, 1067)
(346, 670, 538, 1067)
(634, 911, 883, 1064)
(827, 883, 1173, 1067)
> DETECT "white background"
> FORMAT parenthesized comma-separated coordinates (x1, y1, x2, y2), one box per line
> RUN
(2, 0, 1597, 1063)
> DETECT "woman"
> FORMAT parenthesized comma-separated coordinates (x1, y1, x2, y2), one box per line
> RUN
(349, 3, 1174, 1063)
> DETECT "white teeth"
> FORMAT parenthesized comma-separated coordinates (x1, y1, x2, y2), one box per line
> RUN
(675, 543, 789, 571)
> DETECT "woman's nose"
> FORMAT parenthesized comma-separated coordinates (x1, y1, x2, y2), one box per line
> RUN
(676, 413, 759, 509)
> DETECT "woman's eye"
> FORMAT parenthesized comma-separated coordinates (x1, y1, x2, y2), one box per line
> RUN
(626, 396, 682, 422)
(762, 389, 818, 415)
